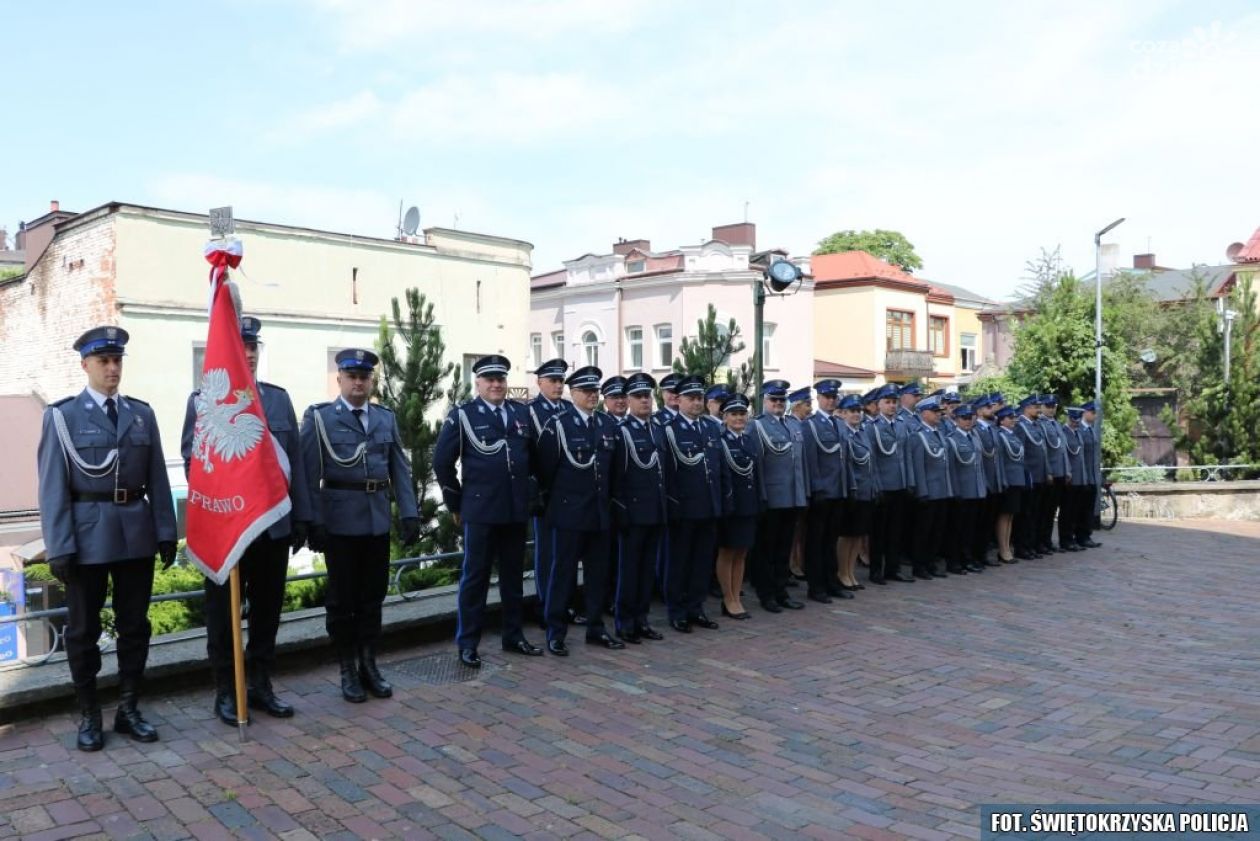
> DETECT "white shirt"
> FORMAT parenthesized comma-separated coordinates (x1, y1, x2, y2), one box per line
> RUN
(480, 397, 510, 428)
(339, 397, 370, 431)
(572, 406, 594, 426)
(84, 386, 118, 410)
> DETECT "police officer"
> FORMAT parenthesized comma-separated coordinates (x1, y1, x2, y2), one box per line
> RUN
(941, 392, 962, 434)
(869, 384, 914, 585)
(751, 380, 808, 613)
(609, 372, 669, 642)
(653, 373, 683, 426)
(37, 327, 177, 751)
(601, 375, 629, 423)
(1014, 395, 1049, 559)
(716, 393, 758, 620)
(972, 395, 1005, 568)
(703, 385, 729, 432)
(908, 396, 954, 579)
(301, 349, 419, 702)
(662, 374, 724, 631)
(180, 317, 310, 726)
(434, 355, 542, 669)
(897, 383, 923, 430)
(1077, 400, 1102, 548)
(994, 406, 1026, 563)
(534, 365, 624, 654)
(1039, 396, 1069, 554)
(837, 395, 878, 589)
(597, 374, 630, 616)
(1059, 407, 1089, 552)
(527, 359, 572, 625)
(801, 380, 849, 603)
(946, 404, 987, 574)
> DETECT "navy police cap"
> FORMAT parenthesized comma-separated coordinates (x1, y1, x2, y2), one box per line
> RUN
(814, 379, 842, 396)
(1018, 394, 1039, 409)
(721, 393, 750, 414)
(952, 403, 975, 418)
(788, 387, 812, 403)
(473, 354, 511, 377)
(1081, 400, 1097, 412)
(705, 385, 729, 401)
(995, 405, 1018, 420)
(677, 375, 706, 397)
(601, 375, 628, 397)
(534, 358, 568, 379)
(917, 396, 942, 413)
(337, 348, 379, 371)
(1067, 406, 1084, 420)
(74, 326, 129, 358)
(839, 394, 862, 411)
(659, 372, 683, 392)
(761, 379, 790, 398)
(624, 372, 657, 395)
(876, 384, 900, 400)
(566, 365, 603, 390)
(240, 316, 262, 344)
(900, 383, 922, 397)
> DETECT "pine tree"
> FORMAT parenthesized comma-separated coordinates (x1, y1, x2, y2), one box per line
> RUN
(672, 303, 754, 395)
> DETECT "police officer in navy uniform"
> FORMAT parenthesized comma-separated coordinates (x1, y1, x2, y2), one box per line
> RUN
(301, 349, 419, 702)
(972, 395, 1005, 568)
(703, 385, 728, 431)
(869, 384, 914, 585)
(946, 403, 987, 574)
(751, 380, 808, 613)
(527, 359, 572, 625)
(609, 372, 669, 643)
(37, 327, 177, 751)
(661, 374, 724, 632)
(180, 316, 311, 726)
(1077, 400, 1103, 548)
(653, 372, 682, 426)
(434, 355, 543, 669)
(1039, 395, 1069, 554)
(908, 396, 954, 579)
(716, 393, 759, 620)
(601, 375, 630, 423)
(801, 380, 850, 603)
(1059, 407, 1089, 552)
(534, 365, 624, 654)
(1014, 395, 1049, 559)
(897, 383, 923, 430)
(597, 374, 630, 615)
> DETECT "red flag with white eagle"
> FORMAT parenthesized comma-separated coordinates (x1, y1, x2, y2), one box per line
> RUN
(185, 239, 291, 585)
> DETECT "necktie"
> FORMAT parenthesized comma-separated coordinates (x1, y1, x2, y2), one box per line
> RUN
(500, 408, 509, 429)
(104, 397, 118, 427)
(352, 408, 365, 431)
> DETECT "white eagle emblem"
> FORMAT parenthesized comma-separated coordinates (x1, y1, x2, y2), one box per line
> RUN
(192, 368, 266, 472)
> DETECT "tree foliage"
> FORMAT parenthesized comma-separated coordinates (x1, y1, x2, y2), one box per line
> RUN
(672, 303, 753, 395)
(375, 289, 470, 559)
(813, 228, 923, 273)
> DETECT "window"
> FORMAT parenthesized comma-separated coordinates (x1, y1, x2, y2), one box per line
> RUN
(626, 259, 646, 273)
(960, 332, 977, 371)
(886, 310, 914, 351)
(582, 330, 600, 367)
(626, 326, 643, 369)
(552, 331, 564, 359)
(530, 333, 542, 369)
(929, 316, 949, 357)
(762, 323, 776, 369)
(192, 342, 206, 389)
(326, 348, 348, 398)
(462, 353, 485, 387)
(654, 324, 673, 368)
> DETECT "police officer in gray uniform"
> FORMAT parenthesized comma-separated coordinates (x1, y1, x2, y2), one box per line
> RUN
(869, 384, 915, 585)
(37, 327, 177, 751)
(751, 380, 808, 613)
(801, 380, 849, 603)
(908, 396, 954, 579)
(1038, 395, 1069, 554)
(1077, 400, 1103, 548)
(946, 403, 987, 574)
(301, 349, 419, 703)
(1014, 395, 1049, 558)
(180, 316, 311, 726)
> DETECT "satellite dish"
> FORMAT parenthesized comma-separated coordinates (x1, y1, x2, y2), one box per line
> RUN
(402, 206, 421, 236)
(1226, 242, 1244, 263)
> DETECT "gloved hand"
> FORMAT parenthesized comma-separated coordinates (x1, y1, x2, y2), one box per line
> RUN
(49, 555, 75, 584)
(400, 517, 420, 547)
(307, 524, 328, 554)
(159, 541, 178, 570)
(289, 522, 308, 555)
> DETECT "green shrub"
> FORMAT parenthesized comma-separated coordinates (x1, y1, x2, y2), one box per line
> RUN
(23, 563, 56, 583)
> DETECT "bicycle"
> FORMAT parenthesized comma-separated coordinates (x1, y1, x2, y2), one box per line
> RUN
(1098, 481, 1118, 531)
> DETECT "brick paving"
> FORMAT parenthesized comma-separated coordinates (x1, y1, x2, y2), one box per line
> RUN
(3, 520, 1260, 840)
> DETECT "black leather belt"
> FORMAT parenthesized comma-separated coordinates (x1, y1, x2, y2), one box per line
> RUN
(322, 479, 391, 493)
(72, 488, 146, 504)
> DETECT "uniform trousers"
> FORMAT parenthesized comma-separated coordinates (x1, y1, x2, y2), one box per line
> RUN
(1015, 484, 1044, 553)
(912, 498, 949, 575)
(949, 499, 981, 569)
(1057, 485, 1088, 548)
(972, 494, 1000, 563)
(804, 498, 842, 594)
(1075, 485, 1098, 544)
(616, 525, 661, 633)
(665, 518, 717, 622)
(544, 527, 610, 642)
(753, 507, 799, 600)
(532, 516, 553, 617)
(870, 490, 908, 582)
(324, 533, 391, 650)
(1039, 477, 1066, 548)
(64, 557, 154, 690)
(456, 522, 526, 651)
(205, 535, 288, 675)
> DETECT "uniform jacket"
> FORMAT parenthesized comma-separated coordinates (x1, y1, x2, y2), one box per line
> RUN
(802, 411, 847, 501)
(1040, 416, 1069, 479)
(719, 429, 760, 518)
(662, 413, 723, 520)
(840, 421, 879, 501)
(433, 397, 532, 524)
(37, 390, 177, 565)
(996, 426, 1028, 489)
(652, 406, 679, 427)
(1081, 422, 1100, 486)
(1015, 416, 1049, 484)
(527, 394, 572, 438)
(947, 428, 987, 500)
(869, 414, 909, 492)
(1062, 423, 1089, 487)
(898, 406, 924, 433)
(752, 412, 809, 509)
(610, 415, 670, 527)
(181, 381, 311, 540)
(536, 409, 617, 531)
(300, 400, 419, 537)
(908, 423, 955, 501)
(974, 420, 1004, 493)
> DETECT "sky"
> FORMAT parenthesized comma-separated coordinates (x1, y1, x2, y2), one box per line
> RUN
(3, 0, 1258, 300)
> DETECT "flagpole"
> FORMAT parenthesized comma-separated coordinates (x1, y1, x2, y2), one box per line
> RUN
(229, 565, 249, 741)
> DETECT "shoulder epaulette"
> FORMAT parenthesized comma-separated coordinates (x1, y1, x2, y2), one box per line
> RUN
(49, 396, 73, 408)
(373, 403, 395, 414)
(310, 401, 332, 410)
(124, 396, 151, 407)
(258, 380, 287, 393)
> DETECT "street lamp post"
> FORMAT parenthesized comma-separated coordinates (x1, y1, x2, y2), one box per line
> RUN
(1093, 217, 1125, 460)
(754, 260, 804, 413)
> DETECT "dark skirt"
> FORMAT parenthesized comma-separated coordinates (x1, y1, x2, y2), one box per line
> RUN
(839, 498, 874, 537)
(718, 515, 757, 550)
(999, 486, 1023, 515)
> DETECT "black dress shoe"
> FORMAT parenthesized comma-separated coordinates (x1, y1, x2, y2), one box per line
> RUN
(568, 611, 588, 625)
(214, 690, 242, 727)
(913, 570, 933, 580)
(358, 645, 393, 698)
(1082, 539, 1102, 548)
(113, 680, 158, 743)
(339, 655, 367, 703)
(503, 639, 544, 656)
(775, 595, 805, 610)
(834, 588, 855, 599)
(807, 590, 833, 604)
(689, 614, 719, 630)
(459, 649, 482, 668)
(638, 626, 665, 641)
(669, 618, 692, 633)
(760, 599, 783, 614)
(247, 671, 293, 718)
(966, 564, 985, 573)
(984, 560, 1003, 568)
(1014, 551, 1034, 560)
(888, 572, 915, 583)
(587, 631, 626, 649)
(618, 630, 642, 644)
(869, 576, 887, 585)
(791, 573, 808, 582)
(1060, 544, 1082, 552)
(547, 639, 569, 656)
(946, 565, 965, 575)
(720, 605, 752, 620)
(76, 696, 104, 752)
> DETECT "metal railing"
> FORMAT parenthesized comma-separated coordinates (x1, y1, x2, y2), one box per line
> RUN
(0, 547, 491, 670)
(1103, 464, 1260, 483)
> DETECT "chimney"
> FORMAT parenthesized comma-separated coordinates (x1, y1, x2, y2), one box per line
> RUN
(1133, 253, 1156, 270)
(0, 228, 7, 251)
(50, 200, 59, 213)
(613, 238, 650, 255)
(711, 222, 756, 249)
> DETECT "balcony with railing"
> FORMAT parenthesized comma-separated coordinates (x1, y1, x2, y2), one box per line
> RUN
(884, 349, 935, 378)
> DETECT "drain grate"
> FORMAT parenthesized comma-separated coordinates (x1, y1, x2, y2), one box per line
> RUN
(386, 652, 504, 685)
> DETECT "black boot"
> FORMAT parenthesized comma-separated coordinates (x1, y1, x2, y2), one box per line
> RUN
(357, 644, 393, 699)
(212, 668, 244, 728)
(248, 664, 294, 718)
(339, 649, 367, 703)
(113, 677, 159, 743)
(75, 683, 104, 752)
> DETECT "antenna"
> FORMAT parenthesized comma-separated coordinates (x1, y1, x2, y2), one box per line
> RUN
(743, 201, 750, 223)
(396, 200, 403, 239)
(453, 212, 460, 229)
(402, 206, 420, 236)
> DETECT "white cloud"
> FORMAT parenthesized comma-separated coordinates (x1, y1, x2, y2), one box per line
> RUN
(266, 90, 382, 143)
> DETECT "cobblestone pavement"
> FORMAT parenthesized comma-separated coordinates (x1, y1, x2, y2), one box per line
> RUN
(3, 520, 1260, 840)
